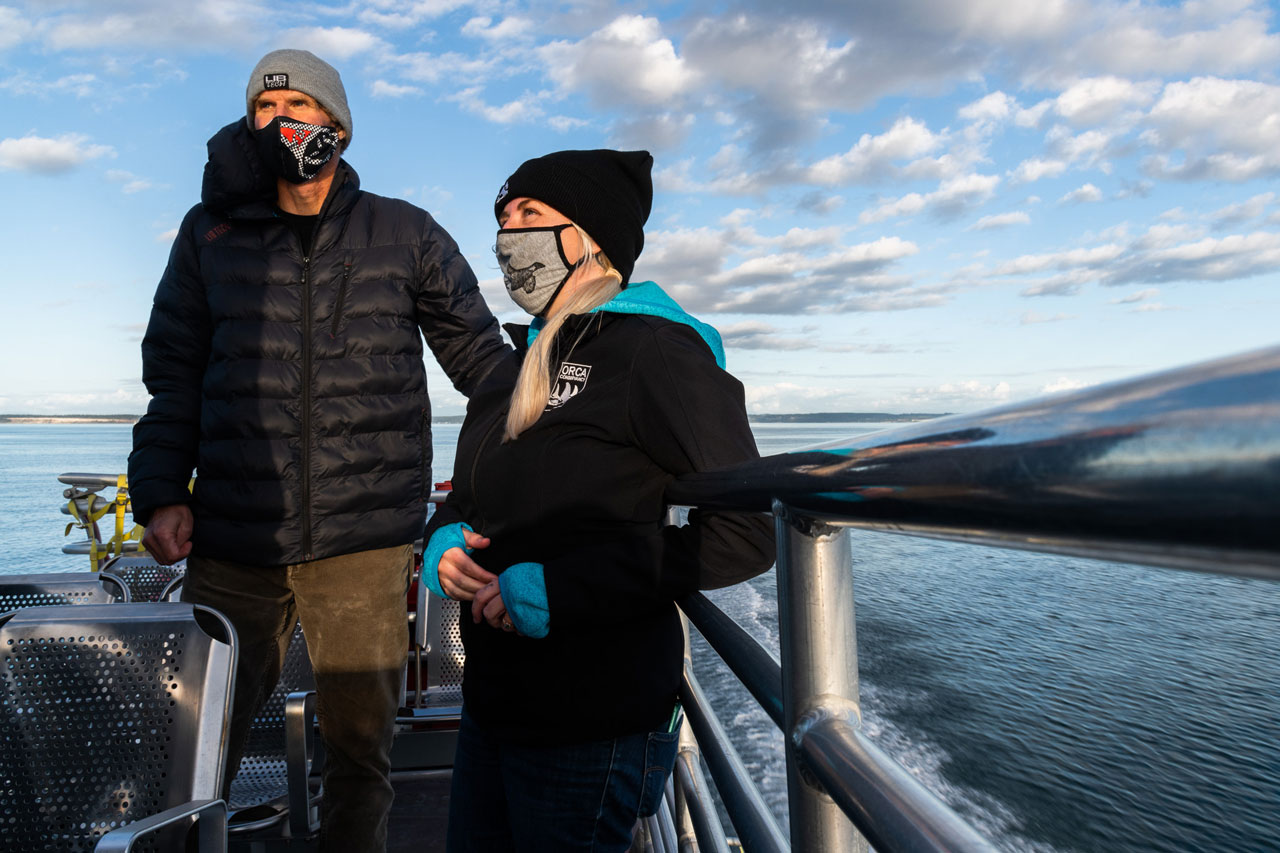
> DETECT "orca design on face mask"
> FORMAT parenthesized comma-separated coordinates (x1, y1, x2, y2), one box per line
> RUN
(495, 225, 578, 316)
(256, 116, 340, 184)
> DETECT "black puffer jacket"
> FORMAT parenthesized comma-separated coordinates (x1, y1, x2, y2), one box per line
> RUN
(129, 119, 508, 566)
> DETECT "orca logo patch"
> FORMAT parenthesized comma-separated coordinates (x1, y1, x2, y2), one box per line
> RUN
(547, 362, 590, 409)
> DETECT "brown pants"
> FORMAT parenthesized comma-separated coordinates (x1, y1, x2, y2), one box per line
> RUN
(184, 545, 412, 853)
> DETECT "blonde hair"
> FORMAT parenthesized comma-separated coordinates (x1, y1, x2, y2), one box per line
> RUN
(505, 224, 623, 441)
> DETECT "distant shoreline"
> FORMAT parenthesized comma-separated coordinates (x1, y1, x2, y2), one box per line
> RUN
(2, 412, 948, 426)
(0, 415, 140, 424)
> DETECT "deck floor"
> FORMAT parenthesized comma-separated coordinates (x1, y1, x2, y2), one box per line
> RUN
(387, 772, 452, 853)
(228, 772, 452, 853)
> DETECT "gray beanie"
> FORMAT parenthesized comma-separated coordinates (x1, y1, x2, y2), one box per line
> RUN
(246, 49, 352, 146)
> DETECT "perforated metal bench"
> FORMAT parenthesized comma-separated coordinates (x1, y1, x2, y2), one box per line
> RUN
(226, 619, 320, 839)
(409, 587, 465, 716)
(98, 555, 185, 602)
(0, 602, 236, 851)
(162, 578, 321, 839)
(0, 570, 129, 610)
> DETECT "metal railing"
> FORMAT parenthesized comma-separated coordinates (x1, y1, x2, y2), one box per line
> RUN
(661, 344, 1280, 852)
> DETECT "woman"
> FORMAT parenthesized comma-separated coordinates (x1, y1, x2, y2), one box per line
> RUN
(422, 149, 775, 852)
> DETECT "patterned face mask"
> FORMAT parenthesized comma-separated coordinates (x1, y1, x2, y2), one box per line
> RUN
(255, 116, 340, 184)
(495, 225, 576, 316)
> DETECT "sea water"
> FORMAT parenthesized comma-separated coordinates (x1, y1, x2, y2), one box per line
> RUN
(2, 423, 1278, 853)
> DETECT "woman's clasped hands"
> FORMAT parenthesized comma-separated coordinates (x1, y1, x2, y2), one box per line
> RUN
(437, 530, 518, 633)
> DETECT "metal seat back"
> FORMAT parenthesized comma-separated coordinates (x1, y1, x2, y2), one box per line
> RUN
(411, 587, 465, 710)
(0, 570, 129, 610)
(99, 556, 186, 602)
(160, 576, 319, 827)
(0, 602, 236, 851)
(229, 619, 317, 812)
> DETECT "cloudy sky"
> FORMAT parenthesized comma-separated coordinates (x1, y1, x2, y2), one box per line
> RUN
(2, 0, 1278, 416)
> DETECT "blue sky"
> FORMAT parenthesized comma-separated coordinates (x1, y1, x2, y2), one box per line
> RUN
(1, 0, 1278, 416)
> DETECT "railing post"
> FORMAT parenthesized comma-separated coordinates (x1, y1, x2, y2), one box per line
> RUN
(774, 501, 867, 853)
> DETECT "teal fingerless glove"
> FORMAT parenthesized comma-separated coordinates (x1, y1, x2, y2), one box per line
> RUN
(499, 562, 549, 638)
(421, 522, 474, 599)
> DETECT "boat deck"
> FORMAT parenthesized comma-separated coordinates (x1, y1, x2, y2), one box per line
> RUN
(387, 772, 452, 853)
(227, 771, 452, 852)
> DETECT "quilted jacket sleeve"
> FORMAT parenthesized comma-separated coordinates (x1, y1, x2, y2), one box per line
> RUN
(413, 216, 510, 398)
(127, 206, 212, 525)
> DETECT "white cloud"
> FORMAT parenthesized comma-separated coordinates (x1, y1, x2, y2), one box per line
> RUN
(1041, 377, 1092, 394)
(278, 27, 384, 60)
(447, 87, 546, 124)
(969, 212, 1031, 231)
(861, 173, 1000, 223)
(797, 191, 845, 216)
(106, 169, 156, 193)
(1110, 288, 1160, 304)
(358, 0, 472, 29)
(1134, 223, 1206, 249)
(156, 228, 179, 244)
(959, 91, 1017, 125)
(0, 72, 99, 98)
(1208, 192, 1275, 228)
(540, 15, 696, 108)
(8, 387, 150, 414)
(42, 4, 268, 50)
(1046, 126, 1113, 167)
(610, 112, 695, 151)
(1076, 5, 1280, 77)
(371, 80, 423, 98)
(991, 224, 1280, 294)
(1060, 183, 1103, 204)
(889, 379, 1013, 412)
(805, 117, 944, 185)
(1142, 77, 1280, 181)
(1108, 230, 1280, 284)
(1021, 311, 1075, 324)
(995, 244, 1126, 276)
(389, 50, 495, 85)
(0, 133, 114, 174)
(462, 16, 536, 42)
(641, 226, 929, 315)
(1052, 76, 1158, 125)
(0, 7, 34, 51)
(1009, 157, 1067, 184)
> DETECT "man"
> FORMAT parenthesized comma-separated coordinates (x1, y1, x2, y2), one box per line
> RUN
(128, 49, 508, 852)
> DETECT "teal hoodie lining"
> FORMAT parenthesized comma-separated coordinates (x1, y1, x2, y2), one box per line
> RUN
(526, 281, 725, 369)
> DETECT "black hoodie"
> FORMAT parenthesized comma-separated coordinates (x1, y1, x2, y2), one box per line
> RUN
(426, 307, 775, 743)
(129, 119, 508, 565)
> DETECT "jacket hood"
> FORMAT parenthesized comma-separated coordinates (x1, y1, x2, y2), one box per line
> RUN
(594, 282, 725, 368)
(520, 282, 725, 368)
(201, 117, 359, 218)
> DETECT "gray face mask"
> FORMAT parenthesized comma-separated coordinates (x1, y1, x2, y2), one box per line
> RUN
(495, 225, 575, 316)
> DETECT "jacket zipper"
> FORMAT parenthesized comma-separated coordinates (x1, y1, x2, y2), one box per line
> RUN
(295, 168, 343, 561)
(301, 253, 314, 559)
(330, 261, 351, 337)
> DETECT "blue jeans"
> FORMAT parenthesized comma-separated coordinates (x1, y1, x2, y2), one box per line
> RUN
(446, 708, 680, 852)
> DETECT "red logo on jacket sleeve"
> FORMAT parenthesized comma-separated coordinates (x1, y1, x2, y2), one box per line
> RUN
(204, 223, 232, 243)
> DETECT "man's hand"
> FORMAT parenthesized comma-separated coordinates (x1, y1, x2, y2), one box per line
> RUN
(437, 529, 496, 600)
(141, 504, 194, 565)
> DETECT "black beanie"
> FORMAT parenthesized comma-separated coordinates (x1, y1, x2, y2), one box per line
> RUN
(494, 149, 654, 285)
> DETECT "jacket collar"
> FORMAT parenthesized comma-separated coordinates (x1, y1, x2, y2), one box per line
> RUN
(200, 117, 361, 222)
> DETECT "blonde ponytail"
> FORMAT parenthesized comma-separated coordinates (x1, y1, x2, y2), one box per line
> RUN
(504, 225, 623, 441)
